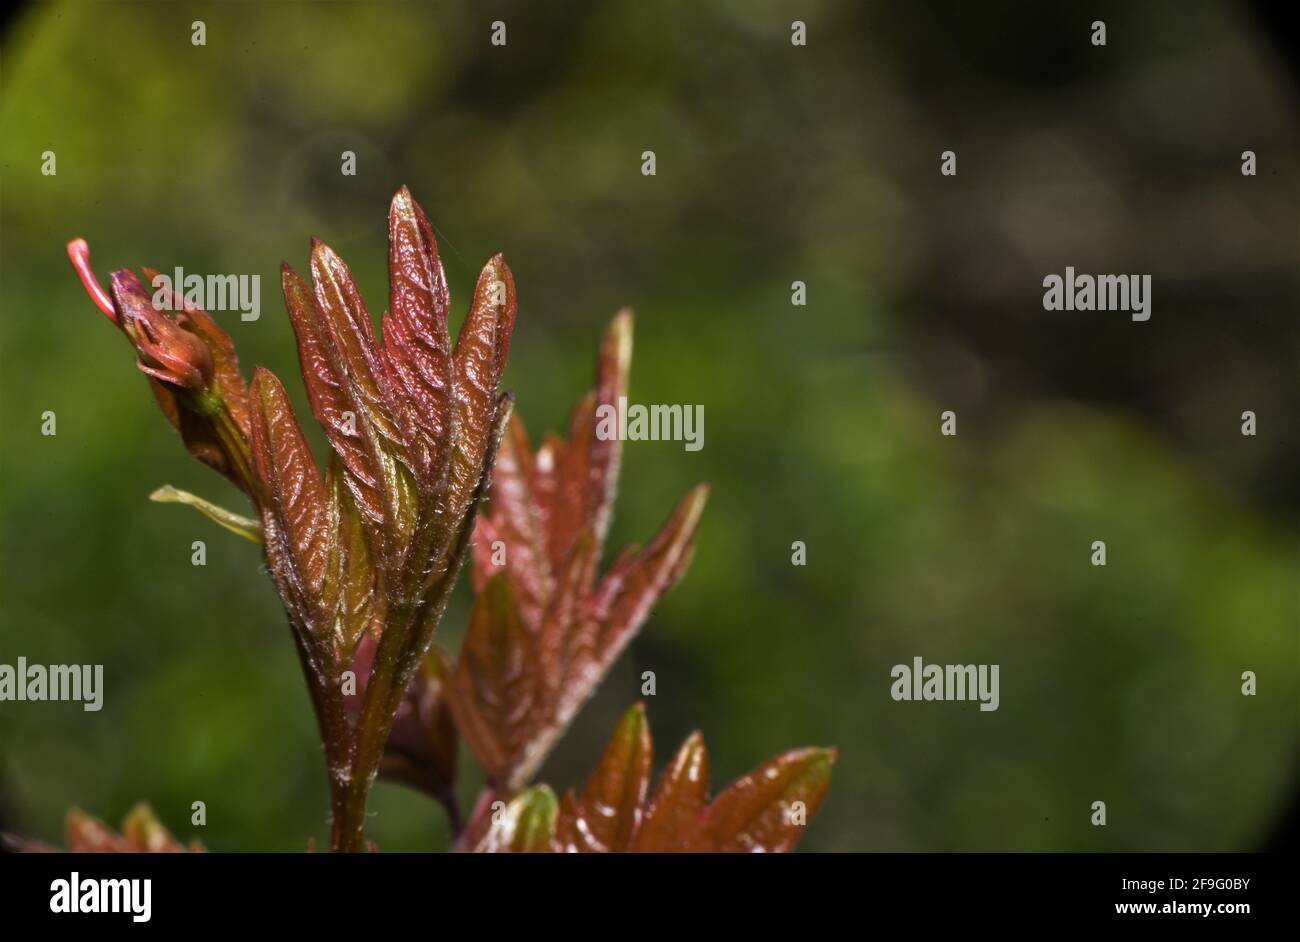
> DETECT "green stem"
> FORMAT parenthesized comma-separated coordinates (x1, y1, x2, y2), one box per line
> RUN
(205, 393, 257, 498)
(284, 627, 353, 853)
(333, 598, 414, 853)
(328, 407, 506, 851)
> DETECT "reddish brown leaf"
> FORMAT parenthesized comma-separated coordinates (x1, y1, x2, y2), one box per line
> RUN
(586, 309, 631, 543)
(542, 395, 597, 568)
(545, 310, 631, 562)
(62, 809, 127, 852)
(453, 314, 706, 792)
(309, 239, 401, 447)
(571, 703, 652, 852)
(382, 186, 452, 480)
(527, 431, 566, 550)
(447, 575, 548, 787)
(557, 484, 708, 723)
(699, 747, 836, 853)
(527, 532, 599, 760)
(521, 705, 834, 854)
(249, 368, 331, 661)
(476, 530, 601, 791)
(281, 262, 389, 533)
(470, 416, 551, 626)
(441, 255, 516, 532)
(632, 731, 709, 852)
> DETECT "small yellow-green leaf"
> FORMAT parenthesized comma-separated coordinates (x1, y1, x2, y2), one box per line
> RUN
(475, 785, 558, 853)
(150, 485, 262, 543)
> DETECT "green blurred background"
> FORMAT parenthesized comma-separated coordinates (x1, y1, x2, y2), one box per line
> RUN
(1, 1, 1296, 851)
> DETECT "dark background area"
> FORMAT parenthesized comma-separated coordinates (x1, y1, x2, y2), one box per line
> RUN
(1, 1, 1296, 851)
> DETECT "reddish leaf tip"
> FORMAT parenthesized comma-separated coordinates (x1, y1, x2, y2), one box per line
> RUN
(248, 366, 291, 412)
(390, 185, 416, 211)
(310, 238, 337, 265)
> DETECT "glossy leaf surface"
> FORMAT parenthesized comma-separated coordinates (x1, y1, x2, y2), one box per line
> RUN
(545, 704, 834, 853)
(451, 314, 707, 790)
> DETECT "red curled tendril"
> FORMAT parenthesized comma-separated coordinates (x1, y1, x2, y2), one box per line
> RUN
(67, 238, 117, 323)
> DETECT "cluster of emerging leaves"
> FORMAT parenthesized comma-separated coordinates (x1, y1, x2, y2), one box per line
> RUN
(4, 804, 203, 853)
(59, 188, 833, 852)
(476, 704, 835, 853)
(68, 187, 514, 852)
